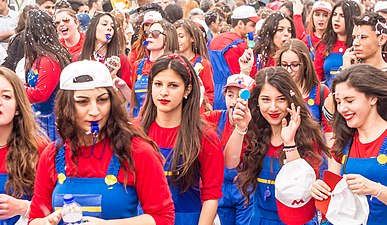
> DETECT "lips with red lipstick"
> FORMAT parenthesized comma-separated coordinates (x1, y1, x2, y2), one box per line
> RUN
(343, 113, 354, 121)
(158, 99, 170, 104)
(269, 113, 280, 118)
(333, 24, 340, 30)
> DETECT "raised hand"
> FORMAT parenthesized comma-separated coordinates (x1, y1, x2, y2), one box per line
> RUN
(281, 103, 301, 145)
(232, 98, 251, 131)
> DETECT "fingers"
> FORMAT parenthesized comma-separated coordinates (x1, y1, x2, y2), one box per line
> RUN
(47, 211, 61, 225)
(311, 179, 331, 201)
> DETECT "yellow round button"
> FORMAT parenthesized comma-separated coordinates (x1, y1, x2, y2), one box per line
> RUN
(105, 175, 118, 186)
(377, 154, 387, 165)
(308, 99, 315, 106)
(58, 173, 66, 184)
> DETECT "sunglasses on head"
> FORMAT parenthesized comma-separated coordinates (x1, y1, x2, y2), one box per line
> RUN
(55, 17, 71, 26)
(145, 30, 165, 38)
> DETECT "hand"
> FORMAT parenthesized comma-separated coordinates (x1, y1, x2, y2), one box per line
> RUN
(346, 174, 381, 196)
(239, 48, 254, 74)
(311, 179, 331, 201)
(113, 77, 128, 91)
(44, 211, 62, 225)
(105, 56, 121, 78)
(293, 0, 304, 15)
(281, 103, 301, 145)
(0, 194, 28, 219)
(82, 216, 106, 225)
(232, 98, 251, 131)
(342, 47, 358, 68)
(323, 93, 335, 115)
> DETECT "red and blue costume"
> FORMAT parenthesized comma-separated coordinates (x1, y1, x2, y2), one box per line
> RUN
(203, 110, 253, 225)
(29, 138, 174, 225)
(314, 41, 347, 88)
(147, 121, 223, 225)
(190, 54, 214, 106)
(25, 56, 62, 141)
(337, 129, 387, 225)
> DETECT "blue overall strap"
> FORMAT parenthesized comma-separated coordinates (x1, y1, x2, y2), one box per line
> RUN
(55, 144, 66, 175)
(306, 35, 315, 61)
(192, 56, 202, 70)
(107, 153, 120, 177)
(221, 39, 244, 55)
(216, 110, 228, 139)
(136, 58, 147, 80)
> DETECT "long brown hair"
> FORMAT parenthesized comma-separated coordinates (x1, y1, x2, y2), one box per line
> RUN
(141, 54, 205, 192)
(237, 67, 329, 204)
(331, 65, 387, 159)
(0, 67, 48, 198)
(275, 39, 319, 95)
(54, 87, 159, 184)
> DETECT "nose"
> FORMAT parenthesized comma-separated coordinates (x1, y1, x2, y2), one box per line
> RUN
(269, 100, 277, 111)
(88, 101, 100, 117)
(285, 65, 293, 73)
(159, 85, 168, 96)
(353, 36, 360, 46)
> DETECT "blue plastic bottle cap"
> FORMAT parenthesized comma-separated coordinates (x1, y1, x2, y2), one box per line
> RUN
(239, 89, 250, 100)
(63, 194, 74, 204)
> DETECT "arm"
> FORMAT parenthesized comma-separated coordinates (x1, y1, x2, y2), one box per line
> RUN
(198, 199, 218, 225)
(199, 59, 214, 106)
(346, 174, 387, 205)
(281, 103, 301, 162)
(25, 57, 61, 103)
(224, 98, 251, 169)
(292, 0, 305, 40)
(0, 30, 15, 42)
(314, 44, 326, 81)
(113, 77, 132, 102)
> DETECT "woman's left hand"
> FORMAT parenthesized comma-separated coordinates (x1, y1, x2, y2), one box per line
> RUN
(346, 174, 381, 196)
(81, 216, 106, 225)
(281, 103, 301, 145)
(0, 194, 28, 219)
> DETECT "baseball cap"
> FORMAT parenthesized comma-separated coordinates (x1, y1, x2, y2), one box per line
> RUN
(223, 74, 256, 92)
(316, 170, 369, 225)
(60, 60, 113, 90)
(375, 1, 387, 13)
(275, 158, 317, 225)
(231, 5, 260, 23)
(312, 1, 332, 14)
(143, 11, 162, 24)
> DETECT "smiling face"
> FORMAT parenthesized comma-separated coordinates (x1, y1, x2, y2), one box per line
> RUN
(335, 82, 377, 129)
(258, 83, 289, 128)
(95, 15, 114, 45)
(273, 18, 292, 50)
(55, 11, 79, 40)
(313, 10, 330, 32)
(74, 88, 111, 135)
(151, 68, 191, 116)
(0, 76, 17, 129)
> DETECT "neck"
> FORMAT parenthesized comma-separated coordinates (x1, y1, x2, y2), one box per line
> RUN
(65, 31, 81, 47)
(363, 50, 387, 69)
(337, 33, 346, 42)
(149, 49, 164, 62)
(357, 112, 387, 142)
(270, 124, 283, 146)
(314, 30, 324, 38)
(155, 109, 182, 128)
(94, 42, 107, 55)
(0, 123, 13, 146)
(180, 50, 195, 61)
(78, 133, 103, 146)
(232, 28, 243, 38)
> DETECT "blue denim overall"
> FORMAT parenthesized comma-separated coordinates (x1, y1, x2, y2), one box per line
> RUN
(130, 58, 149, 118)
(323, 52, 343, 89)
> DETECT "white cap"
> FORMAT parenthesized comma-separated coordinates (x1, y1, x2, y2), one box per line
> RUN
(326, 177, 369, 224)
(231, 5, 259, 23)
(312, 1, 332, 13)
(60, 60, 113, 90)
(143, 11, 162, 24)
(223, 74, 256, 91)
(375, 1, 387, 12)
(275, 158, 317, 224)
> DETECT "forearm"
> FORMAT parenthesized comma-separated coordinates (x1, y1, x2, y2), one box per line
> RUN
(283, 140, 301, 163)
(0, 30, 14, 42)
(224, 128, 244, 169)
(371, 182, 387, 205)
(102, 214, 156, 225)
(198, 199, 218, 225)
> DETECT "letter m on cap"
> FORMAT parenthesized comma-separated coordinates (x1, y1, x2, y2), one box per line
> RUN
(291, 199, 305, 205)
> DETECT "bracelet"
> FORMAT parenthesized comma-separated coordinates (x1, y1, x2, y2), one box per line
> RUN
(235, 126, 248, 135)
(322, 105, 334, 121)
(371, 182, 383, 201)
(283, 145, 297, 149)
(22, 200, 31, 217)
(241, 69, 251, 75)
(283, 147, 298, 153)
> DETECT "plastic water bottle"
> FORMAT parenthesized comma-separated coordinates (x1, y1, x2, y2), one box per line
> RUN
(62, 194, 83, 225)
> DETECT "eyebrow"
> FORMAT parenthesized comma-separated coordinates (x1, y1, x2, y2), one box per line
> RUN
(74, 92, 109, 98)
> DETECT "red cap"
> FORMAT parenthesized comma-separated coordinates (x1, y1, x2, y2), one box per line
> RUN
(315, 170, 343, 215)
(276, 198, 316, 225)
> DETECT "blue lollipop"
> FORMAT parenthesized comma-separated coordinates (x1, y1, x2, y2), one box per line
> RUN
(238, 80, 251, 100)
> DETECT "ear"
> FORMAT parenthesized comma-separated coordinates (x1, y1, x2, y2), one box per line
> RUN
(370, 96, 378, 106)
(379, 34, 387, 46)
(15, 107, 20, 116)
(237, 20, 244, 28)
(184, 84, 192, 98)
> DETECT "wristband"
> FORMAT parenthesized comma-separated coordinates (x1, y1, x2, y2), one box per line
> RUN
(371, 182, 383, 201)
(283, 147, 297, 153)
(23, 200, 31, 217)
(235, 126, 248, 135)
(283, 145, 297, 149)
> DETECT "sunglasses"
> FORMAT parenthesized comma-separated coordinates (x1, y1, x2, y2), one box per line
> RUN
(145, 30, 165, 38)
(55, 17, 71, 26)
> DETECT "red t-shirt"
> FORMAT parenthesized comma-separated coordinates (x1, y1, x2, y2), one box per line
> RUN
(202, 110, 233, 148)
(190, 55, 215, 105)
(125, 58, 154, 90)
(60, 32, 85, 56)
(314, 41, 346, 81)
(29, 137, 174, 225)
(25, 56, 62, 103)
(148, 121, 224, 201)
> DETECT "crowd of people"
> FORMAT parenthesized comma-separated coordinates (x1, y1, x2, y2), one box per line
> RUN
(0, 0, 387, 224)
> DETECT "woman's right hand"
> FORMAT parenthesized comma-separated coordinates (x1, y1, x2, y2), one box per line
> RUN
(311, 179, 332, 201)
(239, 48, 254, 74)
(232, 98, 251, 131)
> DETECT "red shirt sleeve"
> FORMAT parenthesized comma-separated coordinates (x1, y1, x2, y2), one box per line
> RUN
(314, 43, 326, 81)
(293, 14, 306, 40)
(25, 56, 62, 103)
(198, 127, 224, 201)
(198, 58, 214, 105)
(315, 84, 332, 133)
(119, 54, 131, 87)
(223, 41, 247, 75)
(132, 137, 175, 225)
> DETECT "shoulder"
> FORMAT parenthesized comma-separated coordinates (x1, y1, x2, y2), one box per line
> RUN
(201, 124, 221, 149)
(40, 141, 57, 163)
(203, 110, 222, 123)
(131, 137, 162, 164)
